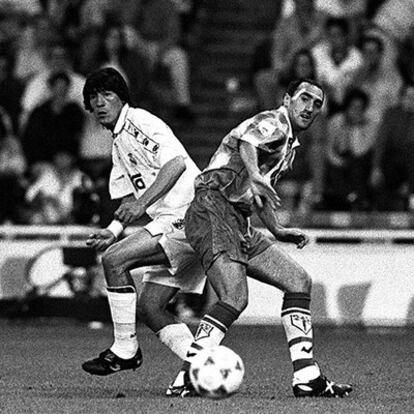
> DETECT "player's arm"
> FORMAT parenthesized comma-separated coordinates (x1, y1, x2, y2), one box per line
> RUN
(86, 194, 135, 252)
(239, 141, 280, 209)
(255, 202, 309, 249)
(114, 155, 186, 225)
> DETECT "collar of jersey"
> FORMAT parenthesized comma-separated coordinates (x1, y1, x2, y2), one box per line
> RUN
(278, 106, 299, 149)
(113, 104, 130, 137)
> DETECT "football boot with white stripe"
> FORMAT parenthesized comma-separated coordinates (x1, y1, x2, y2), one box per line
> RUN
(293, 374, 352, 398)
(82, 348, 142, 376)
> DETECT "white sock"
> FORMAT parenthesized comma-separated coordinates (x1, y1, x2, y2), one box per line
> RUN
(157, 323, 194, 360)
(293, 364, 321, 385)
(107, 287, 138, 359)
(170, 370, 186, 388)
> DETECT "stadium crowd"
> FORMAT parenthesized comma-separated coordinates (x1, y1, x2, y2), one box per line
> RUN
(251, 0, 414, 213)
(0, 0, 413, 226)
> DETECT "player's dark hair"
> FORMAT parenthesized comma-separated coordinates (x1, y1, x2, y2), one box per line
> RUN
(325, 16, 349, 34)
(343, 87, 370, 110)
(286, 78, 324, 99)
(83, 67, 130, 112)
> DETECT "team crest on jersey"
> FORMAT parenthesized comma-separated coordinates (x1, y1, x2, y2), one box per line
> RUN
(195, 321, 213, 340)
(290, 314, 312, 334)
(257, 120, 276, 137)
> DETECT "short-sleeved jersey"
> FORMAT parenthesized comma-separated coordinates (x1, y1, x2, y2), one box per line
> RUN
(195, 106, 299, 212)
(109, 104, 200, 219)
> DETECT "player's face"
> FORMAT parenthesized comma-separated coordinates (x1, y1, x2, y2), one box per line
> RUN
(89, 90, 124, 130)
(285, 82, 324, 131)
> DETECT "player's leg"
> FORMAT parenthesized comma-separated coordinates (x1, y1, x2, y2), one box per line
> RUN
(137, 281, 195, 360)
(174, 190, 249, 396)
(247, 233, 352, 397)
(183, 255, 247, 369)
(171, 255, 246, 397)
(82, 228, 170, 376)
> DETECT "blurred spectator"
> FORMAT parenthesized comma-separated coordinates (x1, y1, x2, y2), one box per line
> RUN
(315, 0, 368, 43)
(312, 17, 363, 115)
(352, 34, 402, 158)
(78, 114, 112, 181)
(397, 25, 414, 85)
(47, 0, 85, 63)
(76, 25, 101, 75)
(21, 71, 84, 166)
(171, 0, 208, 49)
(253, 0, 324, 109)
(0, 106, 26, 223)
(373, 0, 414, 43)
(93, 22, 151, 107)
(77, 0, 114, 32)
(271, 0, 325, 75)
(13, 13, 59, 83)
(110, 0, 143, 28)
(0, 5, 27, 46)
(370, 84, 414, 211)
(0, 52, 24, 134)
(19, 41, 85, 130)
(256, 48, 317, 110)
(322, 88, 373, 210)
(371, 0, 414, 75)
(133, 0, 195, 120)
(25, 151, 90, 224)
(0, 0, 42, 17)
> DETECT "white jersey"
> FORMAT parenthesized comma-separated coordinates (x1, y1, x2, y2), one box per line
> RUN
(109, 104, 200, 219)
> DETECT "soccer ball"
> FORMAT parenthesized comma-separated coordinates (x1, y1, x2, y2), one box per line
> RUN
(189, 345, 245, 399)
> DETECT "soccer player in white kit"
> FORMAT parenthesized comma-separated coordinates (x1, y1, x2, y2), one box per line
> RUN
(81, 68, 205, 385)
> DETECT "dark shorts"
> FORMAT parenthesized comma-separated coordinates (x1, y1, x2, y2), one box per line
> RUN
(184, 189, 273, 271)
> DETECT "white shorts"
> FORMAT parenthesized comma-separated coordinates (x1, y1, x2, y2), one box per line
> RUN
(142, 215, 206, 294)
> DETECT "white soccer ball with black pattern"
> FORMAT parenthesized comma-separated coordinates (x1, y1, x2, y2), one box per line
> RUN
(189, 345, 245, 399)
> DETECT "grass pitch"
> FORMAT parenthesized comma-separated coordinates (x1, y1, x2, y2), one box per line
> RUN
(0, 320, 412, 414)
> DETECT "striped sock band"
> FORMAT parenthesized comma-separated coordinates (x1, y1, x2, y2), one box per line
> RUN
(281, 292, 315, 372)
(182, 301, 240, 371)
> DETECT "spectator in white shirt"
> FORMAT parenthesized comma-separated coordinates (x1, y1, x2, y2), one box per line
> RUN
(312, 17, 363, 115)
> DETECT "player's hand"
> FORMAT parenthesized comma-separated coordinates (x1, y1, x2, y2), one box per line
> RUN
(274, 228, 309, 249)
(114, 201, 146, 225)
(86, 229, 117, 252)
(250, 175, 281, 210)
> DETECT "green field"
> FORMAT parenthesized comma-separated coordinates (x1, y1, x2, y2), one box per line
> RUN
(0, 320, 412, 414)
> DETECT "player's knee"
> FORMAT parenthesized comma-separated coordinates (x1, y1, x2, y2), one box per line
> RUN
(292, 270, 312, 293)
(101, 244, 121, 270)
(236, 295, 249, 313)
(219, 284, 248, 313)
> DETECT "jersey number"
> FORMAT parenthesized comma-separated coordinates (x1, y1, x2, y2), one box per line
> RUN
(130, 173, 146, 190)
